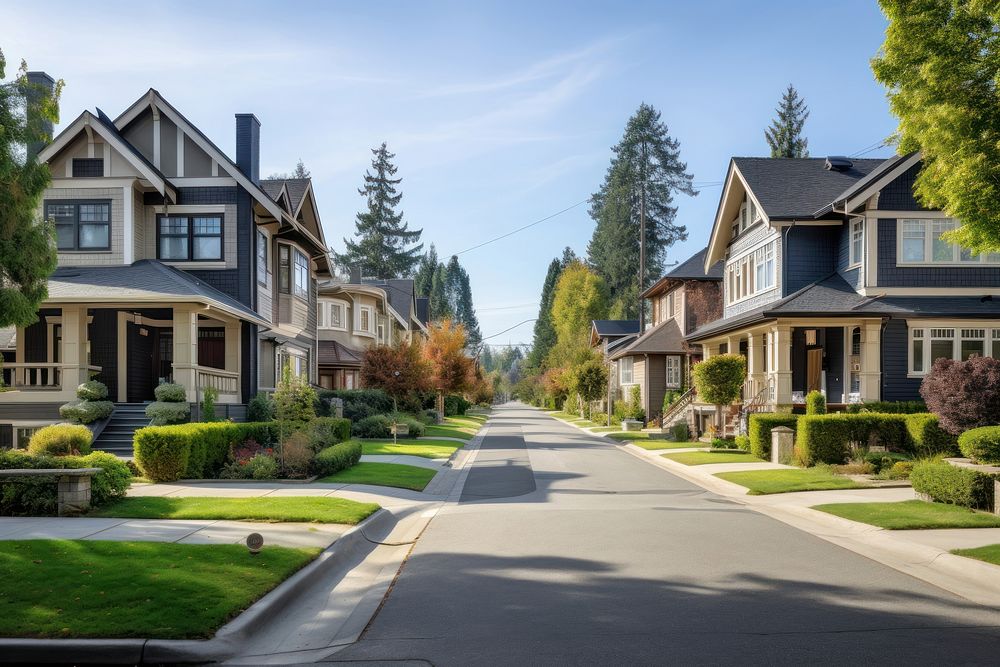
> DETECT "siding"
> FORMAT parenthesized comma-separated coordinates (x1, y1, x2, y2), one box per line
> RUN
(876, 219, 1000, 288)
(876, 164, 924, 211)
(836, 222, 862, 291)
(187, 269, 242, 302)
(881, 318, 922, 401)
(724, 227, 783, 318)
(784, 225, 839, 294)
(646, 354, 666, 419)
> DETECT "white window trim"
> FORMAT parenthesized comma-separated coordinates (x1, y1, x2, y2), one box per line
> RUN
(907, 320, 1000, 376)
(317, 298, 348, 331)
(665, 355, 682, 389)
(726, 239, 777, 306)
(849, 218, 864, 268)
(358, 305, 375, 336)
(896, 218, 1000, 266)
(619, 357, 634, 385)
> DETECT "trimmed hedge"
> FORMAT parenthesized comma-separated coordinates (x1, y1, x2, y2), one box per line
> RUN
(314, 440, 363, 476)
(154, 383, 187, 402)
(317, 389, 393, 421)
(444, 394, 471, 417)
(959, 426, 1000, 465)
(805, 391, 826, 415)
(911, 460, 995, 509)
(27, 424, 93, 456)
(146, 401, 190, 426)
(0, 450, 131, 515)
(134, 422, 279, 482)
(845, 400, 926, 414)
(307, 417, 352, 451)
(748, 413, 798, 459)
(59, 399, 114, 425)
(796, 414, 908, 465)
(906, 413, 958, 458)
(76, 380, 109, 401)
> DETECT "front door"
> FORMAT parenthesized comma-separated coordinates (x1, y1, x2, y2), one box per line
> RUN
(126, 322, 156, 402)
(807, 348, 823, 393)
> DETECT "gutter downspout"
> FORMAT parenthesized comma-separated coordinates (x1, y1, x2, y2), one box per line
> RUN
(782, 221, 795, 294)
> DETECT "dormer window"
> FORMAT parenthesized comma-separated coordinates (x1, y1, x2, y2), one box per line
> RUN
(738, 197, 761, 233)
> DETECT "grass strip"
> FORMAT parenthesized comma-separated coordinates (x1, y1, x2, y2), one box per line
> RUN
(362, 439, 461, 459)
(814, 500, 1000, 529)
(662, 451, 763, 466)
(716, 468, 867, 495)
(320, 462, 436, 491)
(90, 496, 379, 524)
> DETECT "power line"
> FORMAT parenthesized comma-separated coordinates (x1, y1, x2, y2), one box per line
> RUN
(450, 200, 589, 256)
(481, 318, 537, 341)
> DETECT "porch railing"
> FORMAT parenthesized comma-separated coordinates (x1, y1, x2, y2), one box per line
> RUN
(736, 377, 774, 436)
(1, 363, 101, 389)
(196, 366, 239, 395)
(661, 387, 696, 428)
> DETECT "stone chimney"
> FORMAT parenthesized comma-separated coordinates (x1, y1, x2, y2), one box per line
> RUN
(349, 266, 362, 284)
(25, 71, 55, 162)
(235, 113, 260, 183)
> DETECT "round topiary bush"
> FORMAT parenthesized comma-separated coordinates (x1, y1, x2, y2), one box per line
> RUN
(76, 380, 109, 401)
(146, 401, 191, 426)
(692, 354, 746, 406)
(958, 426, 1000, 465)
(27, 424, 93, 456)
(154, 383, 187, 403)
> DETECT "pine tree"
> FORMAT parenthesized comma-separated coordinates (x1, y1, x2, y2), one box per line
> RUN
(0, 54, 61, 327)
(292, 159, 309, 178)
(454, 261, 481, 347)
(414, 244, 439, 297)
(429, 263, 453, 321)
(527, 256, 563, 369)
(765, 85, 810, 158)
(334, 142, 423, 278)
(587, 103, 696, 319)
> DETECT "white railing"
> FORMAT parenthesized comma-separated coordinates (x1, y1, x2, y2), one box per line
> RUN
(196, 366, 239, 395)
(1, 363, 101, 389)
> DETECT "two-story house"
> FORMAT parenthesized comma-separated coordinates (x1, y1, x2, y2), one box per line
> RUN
(602, 247, 723, 423)
(0, 77, 329, 449)
(316, 275, 429, 390)
(688, 153, 1000, 413)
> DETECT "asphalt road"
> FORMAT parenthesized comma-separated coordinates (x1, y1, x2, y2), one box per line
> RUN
(332, 404, 1000, 665)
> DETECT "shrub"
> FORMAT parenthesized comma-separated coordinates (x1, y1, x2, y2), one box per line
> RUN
(910, 460, 995, 509)
(220, 438, 275, 479)
(247, 392, 275, 422)
(734, 434, 750, 451)
(0, 450, 130, 515)
(314, 440, 363, 476)
(307, 417, 352, 450)
(845, 400, 926, 414)
(317, 388, 393, 421)
(958, 426, 1000, 465)
(920, 356, 1000, 435)
(273, 363, 317, 424)
(672, 421, 690, 443)
(805, 391, 826, 415)
(76, 380, 109, 401)
(154, 383, 186, 402)
(591, 412, 609, 426)
(134, 421, 280, 482)
(663, 390, 684, 413)
(748, 413, 798, 459)
(146, 401, 190, 426)
(712, 437, 736, 449)
(280, 431, 313, 478)
(882, 461, 915, 480)
(247, 454, 278, 480)
(389, 413, 426, 438)
(905, 413, 958, 458)
(59, 399, 113, 425)
(692, 354, 745, 406)
(27, 424, 92, 456)
(796, 414, 908, 466)
(444, 394, 472, 417)
(200, 386, 219, 422)
(353, 414, 392, 439)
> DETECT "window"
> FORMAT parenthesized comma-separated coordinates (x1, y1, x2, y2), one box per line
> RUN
(378, 322, 386, 343)
(72, 158, 104, 177)
(331, 302, 344, 328)
(157, 214, 222, 261)
(277, 348, 310, 382)
(46, 200, 111, 250)
(850, 218, 864, 266)
(909, 325, 1000, 374)
(278, 245, 290, 293)
(293, 249, 309, 299)
(666, 356, 681, 388)
(360, 306, 372, 333)
(727, 241, 776, 305)
(738, 196, 761, 233)
(619, 357, 634, 385)
(319, 300, 346, 330)
(667, 293, 675, 320)
(256, 230, 268, 285)
(898, 218, 1000, 265)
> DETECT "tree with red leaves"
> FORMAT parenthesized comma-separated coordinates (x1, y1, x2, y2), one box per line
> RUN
(360, 340, 431, 409)
(423, 319, 474, 419)
(920, 356, 1000, 435)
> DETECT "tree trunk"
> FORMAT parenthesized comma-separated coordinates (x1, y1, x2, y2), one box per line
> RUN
(436, 390, 445, 424)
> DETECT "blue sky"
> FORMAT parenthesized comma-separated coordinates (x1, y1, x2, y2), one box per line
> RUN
(3, 1, 896, 345)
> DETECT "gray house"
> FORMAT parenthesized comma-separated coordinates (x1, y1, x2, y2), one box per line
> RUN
(688, 153, 1000, 411)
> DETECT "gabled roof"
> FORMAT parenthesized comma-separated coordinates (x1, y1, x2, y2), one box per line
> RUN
(642, 248, 723, 299)
(609, 318, 686, 360)
(38, 109, 177, 201)
(605, 334, 636, 355)
(824, 151, 922, 215)
(362, 278, 416, 327)
(45, 260, 269, 326)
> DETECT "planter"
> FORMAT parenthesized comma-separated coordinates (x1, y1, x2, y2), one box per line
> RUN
(621, 419, 643, 432)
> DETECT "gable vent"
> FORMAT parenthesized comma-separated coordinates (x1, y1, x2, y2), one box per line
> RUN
(824, 156, 853, 172)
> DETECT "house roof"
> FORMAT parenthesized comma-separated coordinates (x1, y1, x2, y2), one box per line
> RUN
(824, 152, 918, 215)
(44, 260, 269, 326)
(605, 334, 637, 355)
(415, 297, 430, 325)
(260, 177, 311, 215)
(686, 273, 1000, 340)
(642, 248, 723, 298)
(318, 340, 363, 367)
(362, 278, 415, 325)
(592, 320, 641, 337)
(733, 157, 885, 220)
(609, 318, 686, 360)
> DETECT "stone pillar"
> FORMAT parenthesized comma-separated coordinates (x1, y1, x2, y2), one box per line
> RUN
(172, 306, 199, 402)
(772, 325, 793, 409)
(57, 475, 91, 516)
(60, 306, 91, 395)
(860, 321, 882, 402)
(770, 426, 795, 465)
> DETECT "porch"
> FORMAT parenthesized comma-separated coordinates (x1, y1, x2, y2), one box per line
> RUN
(699, 317, 884, 411)
(0, 305, 245, 404)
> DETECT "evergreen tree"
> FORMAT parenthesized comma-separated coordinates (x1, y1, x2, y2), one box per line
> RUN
(480, 345, 495, 373)
(587, 103, 695, 319)
(429, 263, 453, 321)
(764, 85, 810, 158)
(454, 261, 481, 347)
(0, 54, 61, 327)
(414, 244, 439, 297)
(334, 142, 422, 278)
(268, 158, 310, 180)
(527, 257, 563, 369)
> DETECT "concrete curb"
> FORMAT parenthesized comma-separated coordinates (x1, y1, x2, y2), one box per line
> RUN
(0, 509, 396, 665)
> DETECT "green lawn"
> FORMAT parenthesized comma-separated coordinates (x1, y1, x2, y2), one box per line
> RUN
(589, 426, 620, 433)
(0, 540, 319, 638)
(549, 411, 585, 421)
(662, 451, 764, 466)
(605, 432, 651, 441)
(362, 438, 461, 459)
(424, 424, 474, 440)
(814, 500, 1000, 530)
(953, 544, 1000, 567)
(320, 462, 436, 491)
(716, 468, 867, 495)
(90, 496, 379, 524)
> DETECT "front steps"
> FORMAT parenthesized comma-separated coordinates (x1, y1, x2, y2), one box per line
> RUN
(92, 403, 149, 458)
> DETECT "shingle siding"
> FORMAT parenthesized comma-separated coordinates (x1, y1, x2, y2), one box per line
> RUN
(836, 223, 862, 290)
(881, 318, 922, 401)
(877, 219, 1000, 288)
(187, 269, 242, 302)
(177, 187, 239, 205)
(876, 165, 924, 211)
(783, 225, 839, 294)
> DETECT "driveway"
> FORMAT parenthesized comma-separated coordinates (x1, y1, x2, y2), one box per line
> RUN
(331, 403, 1000, 665)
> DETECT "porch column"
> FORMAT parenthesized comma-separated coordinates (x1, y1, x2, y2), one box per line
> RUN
(860, 321, 882, 402)
(747, 332, 765, 398)
(224, 320, 241, 402)
(172, 307, 199, 402)
(14, 324, 25, 386)
(771, 324, 793, 409)
(61, 306, 90, 395)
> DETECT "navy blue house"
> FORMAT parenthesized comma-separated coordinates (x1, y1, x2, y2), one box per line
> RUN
(688, 152, 1000, 409)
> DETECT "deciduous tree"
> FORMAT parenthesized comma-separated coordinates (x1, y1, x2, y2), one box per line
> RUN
(548, 260, 609, 368)
(360, 340, 431, 409)
(424, 318, 474, 419)
(920, 356, 1000, 435)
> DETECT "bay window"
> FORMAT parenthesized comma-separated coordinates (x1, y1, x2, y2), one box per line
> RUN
(47, 200, 111, 251)
(293, 249, 309, 299)
(898, 218, 1000, 265)
(909, 324, 1000, 374)
(278, 244, 310, 299)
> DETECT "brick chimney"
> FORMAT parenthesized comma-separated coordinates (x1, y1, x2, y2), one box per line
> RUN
(235, 113, 260, 183)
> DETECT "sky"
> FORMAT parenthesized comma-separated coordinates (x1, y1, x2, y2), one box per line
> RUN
(3, 1, 897, 347)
